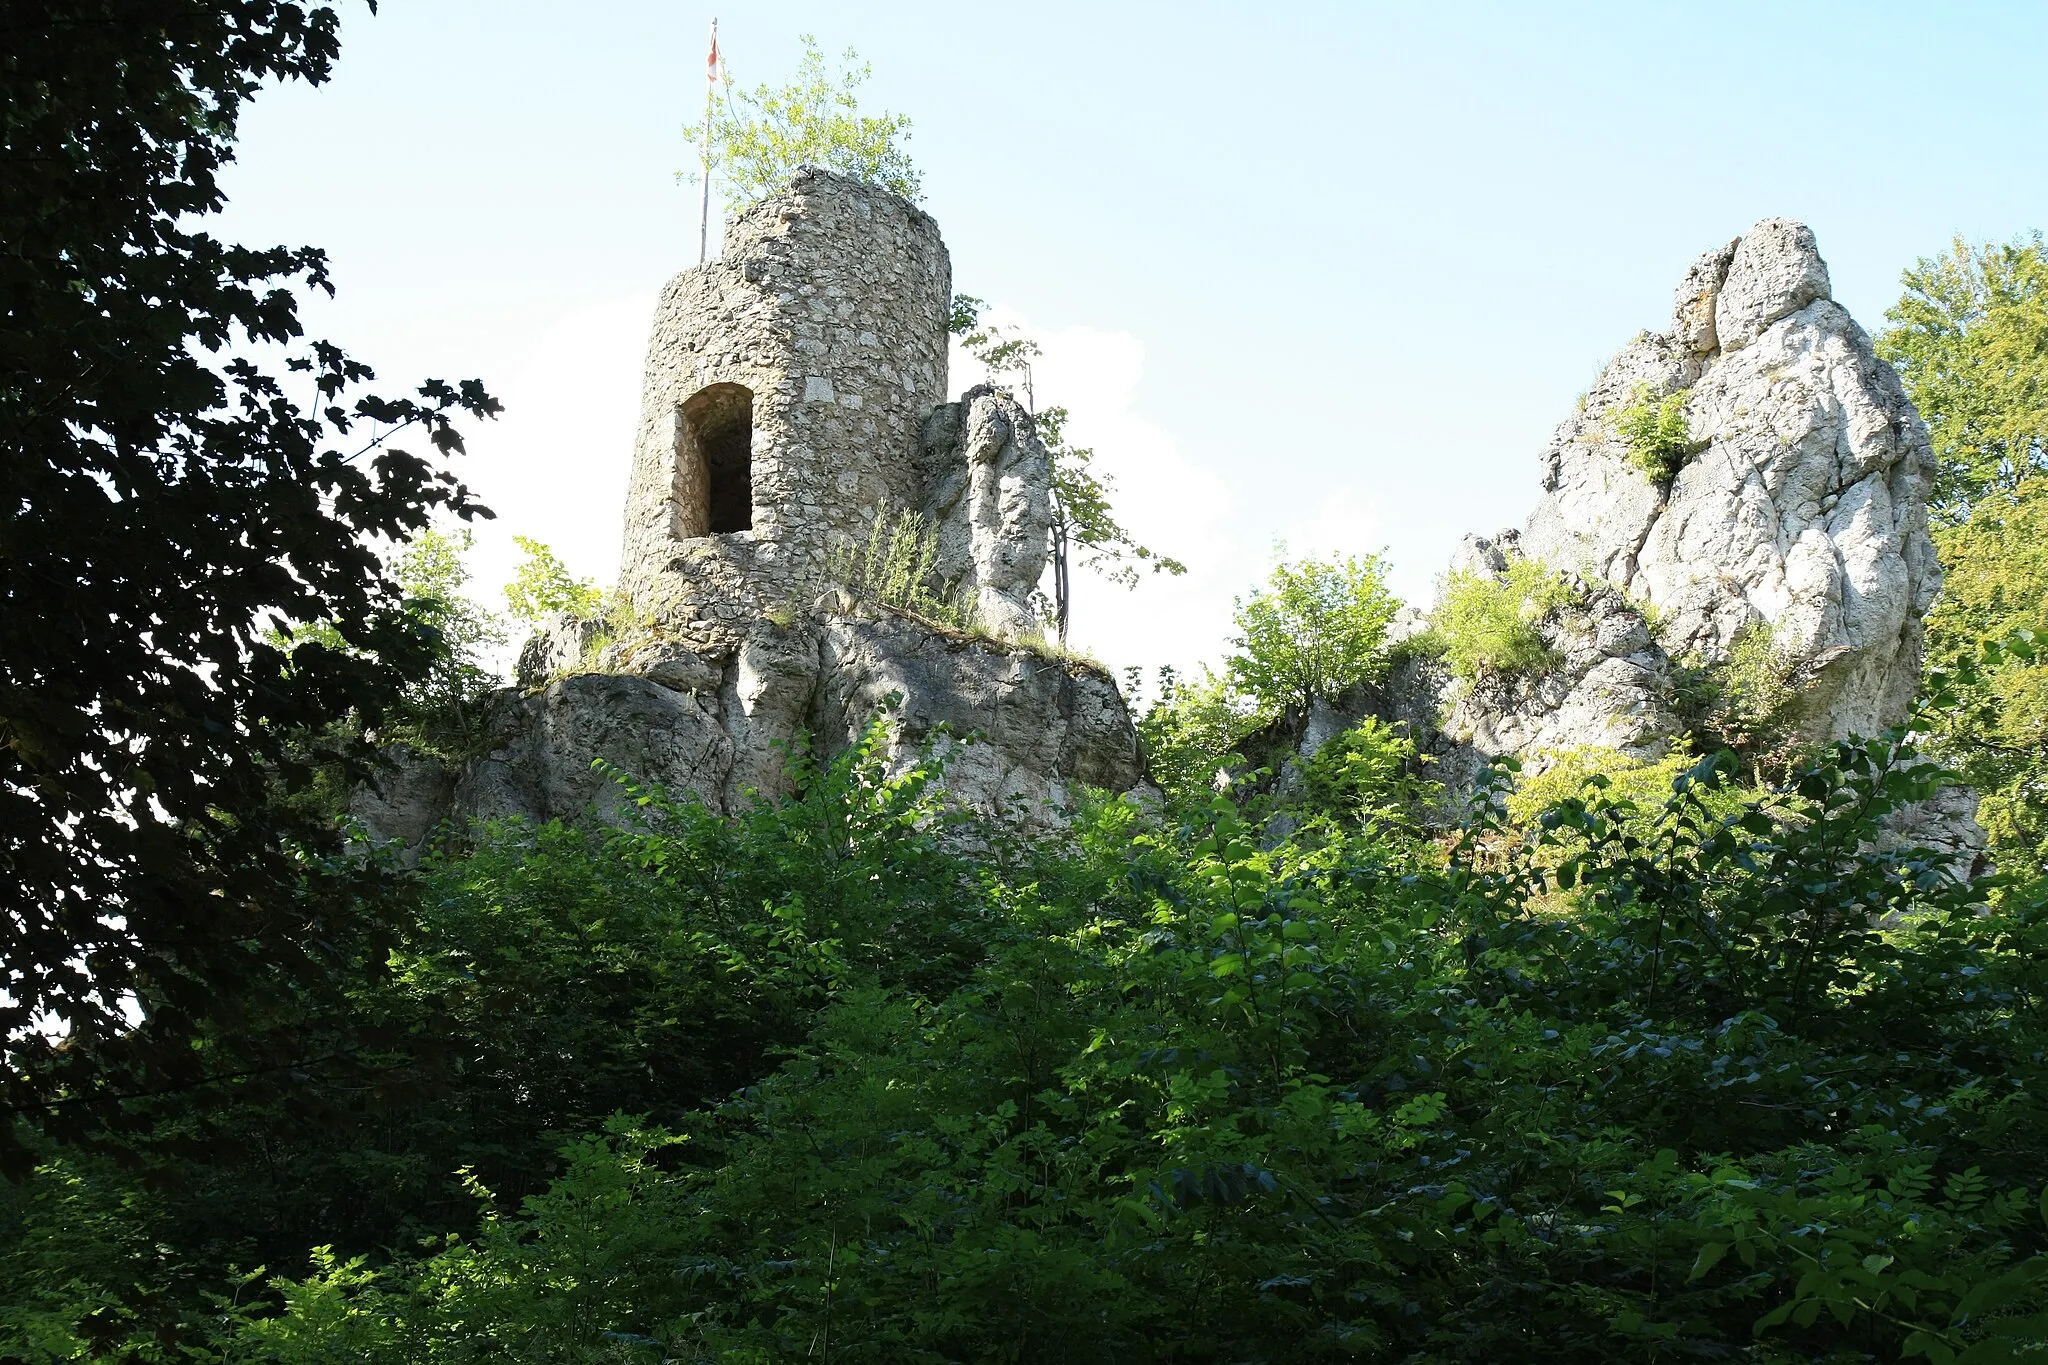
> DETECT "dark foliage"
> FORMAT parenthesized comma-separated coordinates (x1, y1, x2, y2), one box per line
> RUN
(5, 719, 2046, 1361)
(0, 0, 497, 1166)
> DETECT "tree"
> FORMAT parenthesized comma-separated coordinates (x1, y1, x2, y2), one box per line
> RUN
(1918, 484, 2048, 867)
(948, 297, 1186, 640)
(503, 536, 602, 626)
(1, 1, 498, 1164)
(1878, 235, 2048, 869)
(1877, 235, 2048, 523)
(383, 527, 506, 755)
(687, 35, 920, 211)
(1227, 553, 1401, 714)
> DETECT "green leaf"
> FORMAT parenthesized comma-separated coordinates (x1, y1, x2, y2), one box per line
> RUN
(1689, 1242, 1731, 1282)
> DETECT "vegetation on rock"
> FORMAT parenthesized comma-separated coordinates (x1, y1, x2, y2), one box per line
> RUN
(1430, 556, 1575, 682)
(1670, 618, 1809, 780)
(1134, 665, 1259, 801)
(1608, 383, 1704, 482)
(1505, 743, 1695, 830)
(688, 35, 921, 208)
(1294, 714, 1441, 834)
(823, 507, 979, 630)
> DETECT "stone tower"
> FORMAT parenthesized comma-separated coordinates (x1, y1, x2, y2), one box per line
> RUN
(618, 167, 955, 649)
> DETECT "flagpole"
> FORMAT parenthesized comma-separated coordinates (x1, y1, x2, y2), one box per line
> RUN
(698, 17, 718, 266)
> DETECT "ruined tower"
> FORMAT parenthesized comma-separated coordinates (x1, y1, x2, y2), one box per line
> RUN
(617, 166, 956, 648)
(350, 169, 1143, 849)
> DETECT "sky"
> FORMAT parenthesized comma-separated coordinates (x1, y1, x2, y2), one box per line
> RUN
(215, 1, 2048, 685)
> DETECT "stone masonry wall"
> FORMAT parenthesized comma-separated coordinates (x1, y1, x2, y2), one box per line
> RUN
(617, 167, 952, 653)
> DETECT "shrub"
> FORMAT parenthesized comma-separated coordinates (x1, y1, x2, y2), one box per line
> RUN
(825, 507, 979, 631)
(1505, 744, 1695, 829)
(1609, 383, 1703, 482)
(142, 733, 2048, 1363)
(1295, 715, 1440, 832)
(1501, 743, 1755, 867)
(1136, 665, 1260, 801)
(1226, 553, 1401, 712)
(1430, 556, 1574, 681)
(1673, 618, 1807, 778)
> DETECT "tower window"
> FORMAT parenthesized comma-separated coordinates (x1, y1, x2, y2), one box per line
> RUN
(675, 383, 753, 535)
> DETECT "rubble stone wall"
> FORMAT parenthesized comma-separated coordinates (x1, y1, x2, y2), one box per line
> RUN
(618, 167, 953, 654)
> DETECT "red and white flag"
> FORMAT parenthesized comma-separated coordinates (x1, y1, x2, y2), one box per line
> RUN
(706, 20, 721, 85)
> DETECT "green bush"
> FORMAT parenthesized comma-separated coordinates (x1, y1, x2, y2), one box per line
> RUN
(70, 734, 2042, 1363)
(1609, 382, 1703, 482)
(0, 719, 977, 1359)
(1671, 618, 1809, 779)
(1430, 556, 1574, 681)
(690, 36, 921, 209)
(1295, 715, 1440, 832)
(1226, 553, 1401, 713)
(1505, 743, 1695, 829)
(11, 667, 2048, 1364)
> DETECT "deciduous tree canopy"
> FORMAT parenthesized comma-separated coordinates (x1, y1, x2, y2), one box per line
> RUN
(0, 0, 496, 1162)
(1880, 237, 2048, 869)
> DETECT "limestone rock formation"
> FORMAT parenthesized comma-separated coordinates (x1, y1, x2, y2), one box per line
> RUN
(1386, 218, 1980, 868)
(1521, 217, 1940, 741)
(357, 604, 1139, 843)
(920, 385, 1053, 638)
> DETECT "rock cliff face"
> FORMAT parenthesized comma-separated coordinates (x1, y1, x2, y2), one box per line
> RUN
(1521, 218, 1940, 741)
(356, 601, 1140, 846)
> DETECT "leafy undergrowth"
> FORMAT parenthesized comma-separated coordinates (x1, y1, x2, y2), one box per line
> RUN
(5, 724, 2047, 1363)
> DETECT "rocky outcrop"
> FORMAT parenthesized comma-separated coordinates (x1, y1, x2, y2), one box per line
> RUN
(1384, 218, 1981, 869)
(347, 745, 457, 862)
(351, 601, 1142, 853)
(1877, 783, 1991, 883)
(1432, 533, 1684, 787)
(1521, 218, 1941, 742)
(920, 385, 1053, 638)
(402, 167, 1126, 852)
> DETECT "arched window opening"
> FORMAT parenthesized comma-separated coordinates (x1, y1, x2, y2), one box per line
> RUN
(680, 382, 753, 534)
